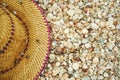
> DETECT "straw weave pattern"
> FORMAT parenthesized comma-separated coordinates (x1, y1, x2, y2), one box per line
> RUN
(0, 0, 50, 80)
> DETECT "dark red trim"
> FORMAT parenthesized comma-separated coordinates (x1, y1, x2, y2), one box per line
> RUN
(32, 0, 51, 80)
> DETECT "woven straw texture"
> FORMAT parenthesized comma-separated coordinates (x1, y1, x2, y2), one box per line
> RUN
(0, 0, 50, 80)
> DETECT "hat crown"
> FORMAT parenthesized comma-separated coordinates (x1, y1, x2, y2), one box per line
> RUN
(0, 7, 14, 53)
(0, 5, 28, 74)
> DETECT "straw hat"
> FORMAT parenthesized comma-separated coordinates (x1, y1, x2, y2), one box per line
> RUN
(0, 0, 50, 80)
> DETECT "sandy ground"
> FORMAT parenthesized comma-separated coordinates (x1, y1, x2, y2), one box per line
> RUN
(37, 0, 120, 80)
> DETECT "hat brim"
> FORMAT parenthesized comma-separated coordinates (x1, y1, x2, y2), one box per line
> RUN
(0, 0, 50, 80)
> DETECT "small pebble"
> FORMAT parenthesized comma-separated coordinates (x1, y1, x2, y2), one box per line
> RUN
(81, 76, 90, 80)
(72, 63, 79, 70)
(82, 29, 88, 34)
(98, 70, 104, 74)
(56, 46, 62, 53)
(67, 9, 75, 17)
(93, 57, 99, 63)
(74, 72, 79, 78)
(62, 73, 69, 79)
(85, 43, 91, 48)
(90, 23, 99, 29)
(52, 41, 57, 47)
(98, 76, 104, 79)
(70, 77, 75, 80)
(82, 38, 88, 44)
(53, 68, 60, 75)
(82, 64, 88, 69)
(62, 61, 67, 66)
(56, 62, 60, 67)
(91, 75, 97, 80)
(60, 69, 67, 76)
(116, 24, 120, 29)
(106, 21, 115, 29)
(107, 43, 115, 50)
(47, 13, 54, 21)
(103, 72, 109, 77)
(68, 66, 73, 74)
(64, 28, 70, 34)
(49, 54, 55, 62)
(64, 41, 73, 49)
